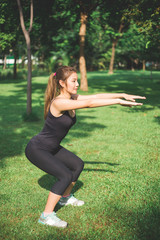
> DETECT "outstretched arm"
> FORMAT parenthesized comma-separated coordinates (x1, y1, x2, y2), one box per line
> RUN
(72, 93, 146, 101)
(53, 97, 144, 112)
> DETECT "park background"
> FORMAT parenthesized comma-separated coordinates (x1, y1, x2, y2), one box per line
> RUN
(0, 0, 160, 239)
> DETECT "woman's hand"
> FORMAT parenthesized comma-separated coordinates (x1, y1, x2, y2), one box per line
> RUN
(119, 99, 143, 107)
(123, 94, 146, 102)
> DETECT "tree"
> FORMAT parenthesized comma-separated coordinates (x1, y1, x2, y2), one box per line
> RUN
(107, 22, 124, 74)
(0, 0, 20, 74)
(99, 0, 132, 74)
(74, 0, 100, 91)
(16, 0, 33, 115)
(32, 0, 79, 72)
(78, 7, 88, 91)
(117, 22, 147, 70)
(84, 9, 111, 71)
(123, 0, 160, 70)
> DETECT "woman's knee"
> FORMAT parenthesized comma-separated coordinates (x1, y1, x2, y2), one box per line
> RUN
(73, 160, 84, 180)
(62, 171, 73, 185)
(51, 171, 73, 195)
(78, 159, 84, 172)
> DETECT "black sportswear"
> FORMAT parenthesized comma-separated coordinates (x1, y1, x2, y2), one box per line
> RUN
(25, 104, 84, 195)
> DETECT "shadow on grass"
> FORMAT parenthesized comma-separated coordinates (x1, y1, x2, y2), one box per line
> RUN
(115, 202, 160, 240)
(136, 207, 160, 240)
(38, 159, 119, 198)
(38, 174, 85, 212)
(38, 174, 83, 193)
(105, 204, 160, 240)
(84, 161, 119, 166)
(83, 161, 120, 173)
(154, 116, 160, 124)
(38, 160, 118, 191)
(104, 178, 160, 239)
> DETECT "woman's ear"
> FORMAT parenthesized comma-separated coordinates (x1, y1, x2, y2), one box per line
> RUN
(59, 80, 65, 88)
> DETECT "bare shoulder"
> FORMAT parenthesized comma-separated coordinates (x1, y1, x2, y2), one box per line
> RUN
(53, 97, 73, 105)
(50, 98, 65, 117)
(51, 96, 90, 111)
(51, 97, 74, 112)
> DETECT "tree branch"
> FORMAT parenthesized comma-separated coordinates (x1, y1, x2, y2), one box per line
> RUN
(28, 0, 33, 32)
(16, 0, 27, 35)
(118, 22, 124, 33)
(16, 0, 33, 34)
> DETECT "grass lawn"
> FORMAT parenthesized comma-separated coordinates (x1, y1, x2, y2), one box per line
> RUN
(0, 70, 160, 240)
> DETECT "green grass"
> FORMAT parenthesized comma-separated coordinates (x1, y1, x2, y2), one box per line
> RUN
(0, 70, 160, 240)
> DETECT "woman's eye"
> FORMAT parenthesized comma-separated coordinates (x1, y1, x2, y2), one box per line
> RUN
(72, 79, 78, 83)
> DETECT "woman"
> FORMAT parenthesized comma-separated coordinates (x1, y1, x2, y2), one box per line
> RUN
(25, 66, 146, 228)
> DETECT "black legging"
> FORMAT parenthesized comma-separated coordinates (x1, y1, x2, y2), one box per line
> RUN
(25, 142, 84, 195)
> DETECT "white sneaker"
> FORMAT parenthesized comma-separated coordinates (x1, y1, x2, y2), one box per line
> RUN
(38, 212, 67, 228)
(58, 194, 84, 206)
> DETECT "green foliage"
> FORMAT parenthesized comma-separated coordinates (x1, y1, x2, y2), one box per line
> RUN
(105, 29, 123, 38)
(0, 68, 13, 80)
(0, 0, 21, 55)
(117, 21, 160, 66)
(0, 32, 15, 51)
(124, 0, 160, 46)
(146, 41, 151, 49)
(0, 68, 27, 80)
(119, 23, 146, 53)
(85, 9, 112, 70)
(0, 0, 159, 71)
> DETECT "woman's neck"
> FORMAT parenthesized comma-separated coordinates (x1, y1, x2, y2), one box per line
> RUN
(59, 91, 71, 99)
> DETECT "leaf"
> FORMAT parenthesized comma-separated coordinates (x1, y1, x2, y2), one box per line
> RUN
(146, 41, 151, 49)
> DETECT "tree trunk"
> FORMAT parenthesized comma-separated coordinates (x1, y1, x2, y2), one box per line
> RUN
(142, 60, 145, 71)
(108, 23, 124, 74)
(108, 40, 117, 74)
(13, 51, 17, 79)
(150, 62, 152, 80)
(3, 55, 7, 69)
(17, 0, 33, 115)
(131, 62, 135, 71)
(21, 55, 25, 68)
(27, 44, 32, 114)
(79, 12, 88, 91)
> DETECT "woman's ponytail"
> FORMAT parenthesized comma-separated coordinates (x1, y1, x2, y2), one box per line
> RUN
(44, 73, 57, 119)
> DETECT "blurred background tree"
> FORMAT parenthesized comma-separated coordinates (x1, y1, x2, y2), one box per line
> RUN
(0, 0, 159, 115)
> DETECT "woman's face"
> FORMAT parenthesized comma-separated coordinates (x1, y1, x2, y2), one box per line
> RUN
(65, 72, 79, 94)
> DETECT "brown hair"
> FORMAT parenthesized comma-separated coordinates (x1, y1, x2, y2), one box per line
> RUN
(44, 66, 76, 119)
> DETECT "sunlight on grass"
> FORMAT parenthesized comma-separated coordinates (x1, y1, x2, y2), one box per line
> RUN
(0, 70, 160, 240)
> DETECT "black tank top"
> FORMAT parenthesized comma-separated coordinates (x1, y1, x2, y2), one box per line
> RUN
(29, 106, 76, 151)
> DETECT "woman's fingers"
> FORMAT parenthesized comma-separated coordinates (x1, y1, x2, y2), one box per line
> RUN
(132, 96, 146, 99)
(134, 102, 143, 105)
(129, 102, 143, 106)
(125, 95, 146, 101)
(120, 99, 143, 107)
